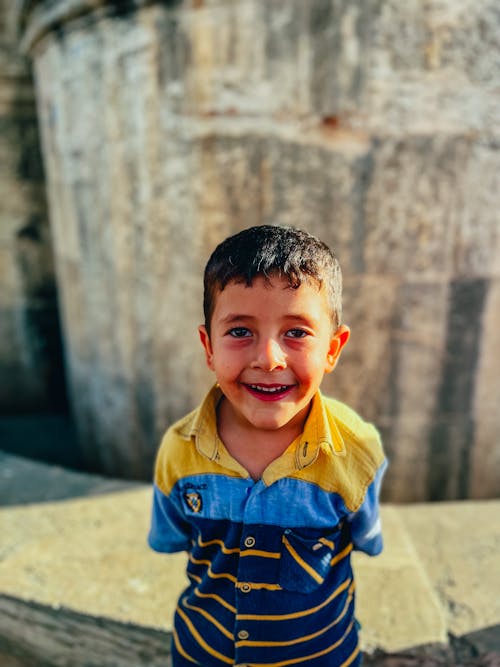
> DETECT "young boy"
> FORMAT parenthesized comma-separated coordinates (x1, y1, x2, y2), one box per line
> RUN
(149, 225, 387, 667)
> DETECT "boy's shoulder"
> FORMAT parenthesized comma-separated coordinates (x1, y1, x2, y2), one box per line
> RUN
(294, 392, 385, 512)
(322, 394, 383, 454)
(153, 390, 223, 493)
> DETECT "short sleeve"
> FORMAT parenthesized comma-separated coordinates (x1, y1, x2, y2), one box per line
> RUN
(148, 483, 192, 553)
(347, 459, 388, 556)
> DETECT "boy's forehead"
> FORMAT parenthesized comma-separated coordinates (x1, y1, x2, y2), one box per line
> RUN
(211, 275, 331, 318)
(219, 273, 323, 292)
(216, 274, 321, 297)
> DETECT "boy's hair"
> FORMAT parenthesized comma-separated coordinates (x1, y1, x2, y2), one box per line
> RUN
(203, 225, 343, 334)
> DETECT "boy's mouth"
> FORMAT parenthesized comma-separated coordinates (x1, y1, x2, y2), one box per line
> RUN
(243, 383, 295, 401)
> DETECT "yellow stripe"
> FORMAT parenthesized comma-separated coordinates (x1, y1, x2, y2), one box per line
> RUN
(189, 555, 212, 567)
(182, 596, 234, 640)
(172, 628, 198, 664)
(342, 645, 361, 667)
(236, 582, 282, 592)
(207, 569, 237, 583)
(244, 618, 357, 667)
(319, 537, 335, 550)
(237, 577, 351, 621)
(188, 555, 237, 583)
(236, 587, 353, 648)
(240, 549, 281, 559)
(193, 588, 237, 614)
(283, 536, 324, 585)
(330, 543, 353, 568)
(176, 606, 233, 665)
(197, 535, 240, 554)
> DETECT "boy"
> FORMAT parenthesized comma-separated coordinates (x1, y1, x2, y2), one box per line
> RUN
(149, 225, 387, 667)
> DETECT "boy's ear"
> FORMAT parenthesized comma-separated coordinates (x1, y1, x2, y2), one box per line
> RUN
(198, 325, 215, 370)
(325, 324, 350, 373)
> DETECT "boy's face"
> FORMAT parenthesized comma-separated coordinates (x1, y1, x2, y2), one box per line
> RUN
(199, 275, 349, 436)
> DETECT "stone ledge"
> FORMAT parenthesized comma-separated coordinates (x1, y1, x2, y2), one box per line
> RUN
(352, 507, 446, 653)
(0, 459, 499, 665)
(0, 594, 170, 667)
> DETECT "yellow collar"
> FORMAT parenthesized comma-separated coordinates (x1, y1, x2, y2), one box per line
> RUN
(187, 385, 347, 484)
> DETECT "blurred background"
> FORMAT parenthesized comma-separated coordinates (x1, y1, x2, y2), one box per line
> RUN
(1, 0, 499, 503)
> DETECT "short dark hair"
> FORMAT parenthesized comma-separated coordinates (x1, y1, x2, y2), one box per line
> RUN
(203, 225, 343, 334)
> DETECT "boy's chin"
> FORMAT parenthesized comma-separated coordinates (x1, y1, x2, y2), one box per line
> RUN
(243, 407, 310, 433)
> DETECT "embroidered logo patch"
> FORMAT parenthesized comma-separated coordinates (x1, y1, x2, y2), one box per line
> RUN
(184, 491, 203, 513)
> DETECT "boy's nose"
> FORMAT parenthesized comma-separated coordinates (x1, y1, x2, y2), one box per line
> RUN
(251, 338, 287, 371)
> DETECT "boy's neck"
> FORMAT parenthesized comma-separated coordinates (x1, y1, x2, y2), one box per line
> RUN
(216, 397, 310, 481)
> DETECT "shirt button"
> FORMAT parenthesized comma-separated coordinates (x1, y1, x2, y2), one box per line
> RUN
(239, 583, 251, 593)
(244, 536, 256, 548)
(237, 630, 250, 640)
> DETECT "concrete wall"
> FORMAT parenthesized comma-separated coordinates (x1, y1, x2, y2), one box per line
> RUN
(14, 0, 500, 498)
(0, 2, 65, 413)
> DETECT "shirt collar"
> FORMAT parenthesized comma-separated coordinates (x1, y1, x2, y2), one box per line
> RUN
(187, 385, 346, 482)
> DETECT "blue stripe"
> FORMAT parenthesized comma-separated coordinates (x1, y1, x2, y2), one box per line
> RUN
(168, 474, 350, 529)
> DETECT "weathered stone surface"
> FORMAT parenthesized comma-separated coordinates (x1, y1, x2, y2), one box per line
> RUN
(400, 501, 500, 638)
(0, 489, 187, 630)
(0, 595, 172, 667)
(0, 451, 137, 505)
(470, 279, 500, 498)
(2, 472, 499, 664)
(352, 506, 447, 653)
(0, 4, 64, 412)
(10, 0, 500, 499)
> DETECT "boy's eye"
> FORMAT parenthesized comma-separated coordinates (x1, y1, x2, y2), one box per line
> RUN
(286, 328, 308, 339)
(228, 327, 252, 338)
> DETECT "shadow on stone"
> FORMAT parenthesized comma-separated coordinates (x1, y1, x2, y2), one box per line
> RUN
(0, 594, 171, 667)
(364, 626, 500, 667)
(0, 414, 80, 469)
(0, 451, 139, 506)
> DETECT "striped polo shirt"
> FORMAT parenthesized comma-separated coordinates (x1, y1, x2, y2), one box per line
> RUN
(149, 386, 386, 667)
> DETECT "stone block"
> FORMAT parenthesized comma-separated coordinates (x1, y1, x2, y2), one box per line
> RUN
(0, 25, 60, 413)
(400, 501, 500, 637)
(0, 489, 187, 630)
(376, 416, 435, 503)
(168, 1, 309, 117)
(325, 274, 399, 423)
(309, 0, 382, 116)
(0, 452, 132, 505)
(354, 0, 500, 135)
(363, 136, 475, 278)
(470, 279, 500, 498)
(12, 0, 500, 496)
(0, 595, 172, 667)
(387, 281, 449, 420)
(353, 505, 446, 653)
(450, 139, 500, 278)
(0, 483, 453, 662)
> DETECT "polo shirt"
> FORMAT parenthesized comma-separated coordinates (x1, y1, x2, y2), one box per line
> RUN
(149, 386, 386, 667)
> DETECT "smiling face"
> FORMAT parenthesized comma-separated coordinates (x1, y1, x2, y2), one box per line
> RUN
(199, 275, 349, 440)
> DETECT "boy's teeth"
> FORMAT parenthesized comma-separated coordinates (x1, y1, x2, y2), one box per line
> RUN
(250, 384, 288, 393)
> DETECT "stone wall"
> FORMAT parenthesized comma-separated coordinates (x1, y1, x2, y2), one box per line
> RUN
(0, 2, 65, 413)
(14, 0, 500, 498)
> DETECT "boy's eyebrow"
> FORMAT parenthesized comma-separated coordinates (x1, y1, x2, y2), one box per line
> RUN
(218, 314, 255, 324)
(218, 313, 320, 326)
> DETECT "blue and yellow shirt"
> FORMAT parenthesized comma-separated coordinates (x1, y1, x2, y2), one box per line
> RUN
(149, 386, 386, 667)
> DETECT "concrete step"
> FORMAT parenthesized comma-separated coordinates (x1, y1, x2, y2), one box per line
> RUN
(0, 453, 499, 666)
(352, 506, 447, 652)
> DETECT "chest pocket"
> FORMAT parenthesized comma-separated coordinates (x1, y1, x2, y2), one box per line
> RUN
(280, 525, 342, 593)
